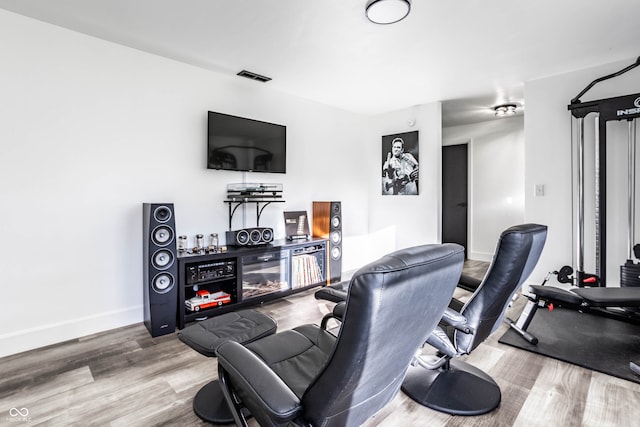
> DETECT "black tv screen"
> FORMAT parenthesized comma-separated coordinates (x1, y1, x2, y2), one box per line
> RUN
(207, 111, 286, 173)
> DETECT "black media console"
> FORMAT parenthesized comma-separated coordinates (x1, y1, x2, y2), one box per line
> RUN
(177, 237, 329, 329)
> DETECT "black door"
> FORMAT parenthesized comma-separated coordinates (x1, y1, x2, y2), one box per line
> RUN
(442, 144, 468, 256)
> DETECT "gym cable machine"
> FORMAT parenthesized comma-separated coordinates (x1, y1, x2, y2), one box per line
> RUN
(569, 56, 640, 288)
(506, 61, 640, 376)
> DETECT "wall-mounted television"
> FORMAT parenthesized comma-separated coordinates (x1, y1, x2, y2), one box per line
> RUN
(207, 111, 286, 174)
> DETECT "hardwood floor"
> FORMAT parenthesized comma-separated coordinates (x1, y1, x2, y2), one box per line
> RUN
(1, 261, 639, 426)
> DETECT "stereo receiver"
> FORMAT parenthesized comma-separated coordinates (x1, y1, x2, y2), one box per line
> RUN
(186, 260, 236, 285)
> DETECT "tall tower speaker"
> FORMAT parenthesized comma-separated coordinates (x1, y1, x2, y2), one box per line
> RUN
(313, 201, 342, 284)
(143, 203, 178, 337)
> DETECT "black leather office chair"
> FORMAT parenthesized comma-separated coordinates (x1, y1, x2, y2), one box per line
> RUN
(401, 223, 547, 415)
(215, 243, 465, 427)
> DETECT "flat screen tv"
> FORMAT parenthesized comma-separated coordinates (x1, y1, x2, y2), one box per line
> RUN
(207, 111, 286, 173)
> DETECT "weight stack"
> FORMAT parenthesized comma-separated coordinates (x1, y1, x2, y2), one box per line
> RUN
(620, 261, 640, 312)
(621, 261, 640, 287)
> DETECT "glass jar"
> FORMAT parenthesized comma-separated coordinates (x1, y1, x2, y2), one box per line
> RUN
(178, 235, 187, 253)
(196, 234, 205, 252)
(209, 233, 219, 252)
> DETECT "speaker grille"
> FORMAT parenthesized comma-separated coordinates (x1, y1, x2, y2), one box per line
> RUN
(152, 249, 175, 270)
(330, 230, 342, 246)
(152, 272, 175, 294)
(152, 225, 174, 246)
(331, 246, 342, 261)
(250, 229, 262, 243)
(236, 229, 249, 245)
(154, 206, 172, 222)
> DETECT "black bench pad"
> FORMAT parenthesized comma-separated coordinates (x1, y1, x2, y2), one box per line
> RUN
(530, 285, 640, 308)
(573, 287, 640, 307)
(529, 285, 584, 306)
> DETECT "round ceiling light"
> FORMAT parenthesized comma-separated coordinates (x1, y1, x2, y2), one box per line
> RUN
(366, 0, 412, 25)
(494, 103, 518, 117)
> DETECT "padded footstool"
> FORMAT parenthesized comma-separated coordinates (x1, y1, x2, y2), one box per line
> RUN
(178, 310, 277, 424)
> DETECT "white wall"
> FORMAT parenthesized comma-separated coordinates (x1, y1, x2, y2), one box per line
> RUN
(0, 10, 371, 357)
(367, 104, 443, 250)
(524, 56, 640, 286)
(443, 117, 525, 261)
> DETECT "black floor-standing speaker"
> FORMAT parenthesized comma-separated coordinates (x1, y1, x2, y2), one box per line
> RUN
(143, 203, 178, 337)
(312, 201, 342, 284)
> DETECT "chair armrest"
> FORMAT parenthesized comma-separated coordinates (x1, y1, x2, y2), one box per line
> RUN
(314, 281, 349, 303)
(333, 301, 346, 320)
(321, 301, 346, 329)
(425, 326, 460, 357)
(216, 340, 302, 423)
(440, 307, 473, 334)
(458, 274, 482, 292)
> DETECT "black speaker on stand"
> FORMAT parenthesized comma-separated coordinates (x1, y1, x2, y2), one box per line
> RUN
(312, 201, 342, 284)
(143, 203, 178, 337)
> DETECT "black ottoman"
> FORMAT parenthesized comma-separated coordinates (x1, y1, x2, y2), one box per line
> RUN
(178, 309, 277, 424)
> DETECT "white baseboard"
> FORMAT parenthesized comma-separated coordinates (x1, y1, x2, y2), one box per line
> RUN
(0, 306, 142, 359)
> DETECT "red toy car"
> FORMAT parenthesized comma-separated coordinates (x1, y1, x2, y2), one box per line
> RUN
(185, 290, 232, 311)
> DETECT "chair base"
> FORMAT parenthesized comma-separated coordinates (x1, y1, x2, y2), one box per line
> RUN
(193, 379, 250, 424)
(401, 358, 501, 416)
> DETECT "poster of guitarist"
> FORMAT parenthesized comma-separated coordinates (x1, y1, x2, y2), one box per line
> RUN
(382, 131, 419, 195)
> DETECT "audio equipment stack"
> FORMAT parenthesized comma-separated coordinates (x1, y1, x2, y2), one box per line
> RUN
(143, 203, 178, 337)
(312, 201, 342, 283)
(224, 183, 283, 246)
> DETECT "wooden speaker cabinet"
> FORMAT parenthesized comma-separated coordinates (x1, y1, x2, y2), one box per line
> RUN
(312, 201, 342, 283)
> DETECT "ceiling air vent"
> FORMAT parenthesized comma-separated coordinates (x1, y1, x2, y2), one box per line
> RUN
(237, 70, 272, 83)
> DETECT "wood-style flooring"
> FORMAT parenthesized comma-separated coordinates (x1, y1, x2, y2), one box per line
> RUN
(1, 261, 639, 426)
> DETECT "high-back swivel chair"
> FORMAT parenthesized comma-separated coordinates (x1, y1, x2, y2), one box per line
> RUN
(401, 223, 547, 415)
(215, 243, 465, 427)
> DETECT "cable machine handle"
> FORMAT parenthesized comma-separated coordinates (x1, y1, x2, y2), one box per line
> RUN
(570, 56, 640, 105)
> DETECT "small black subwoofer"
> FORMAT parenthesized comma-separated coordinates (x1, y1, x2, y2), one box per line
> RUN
(226, 227, 274, 246)
(143, 203, 178, 337)
(313, 201, 342, 283)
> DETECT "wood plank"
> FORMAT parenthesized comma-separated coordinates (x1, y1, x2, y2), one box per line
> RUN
(582, 372, 640, 427)
(513, 358, 591, 426)
(0, 366, 94, 418)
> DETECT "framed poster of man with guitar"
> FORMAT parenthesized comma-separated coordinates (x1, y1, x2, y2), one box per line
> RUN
(381, 130, 419, 195)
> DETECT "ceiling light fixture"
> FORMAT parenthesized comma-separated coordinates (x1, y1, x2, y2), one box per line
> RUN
(494, 103, 517, 117)
(366, 0, 411, 25)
